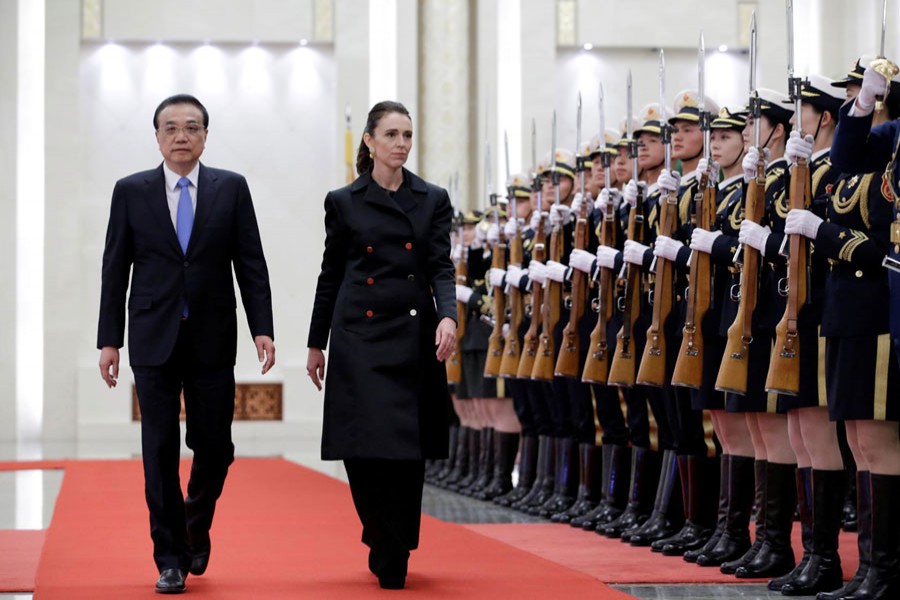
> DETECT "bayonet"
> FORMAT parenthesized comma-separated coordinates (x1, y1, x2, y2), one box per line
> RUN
(627, 69, 638, 184)
(576, 92, 584, 195)
(659, 49, 671, 172)
(787, 0, 802, 135)
(881, 0, 888, 58)
(551, 110, 560, 206)
(505, 129, 516, 231)
(750, 11, 760, 150)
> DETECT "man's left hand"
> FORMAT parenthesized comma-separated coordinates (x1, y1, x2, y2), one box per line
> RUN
(435, 317, 457, 362)
(254, 335, 276, 374)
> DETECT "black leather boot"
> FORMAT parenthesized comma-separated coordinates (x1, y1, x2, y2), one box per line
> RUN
(734, 461, 797, 578)
(462, 428, 494, 496)
(629, 450, 684, 546)
(842, 468, 858, 532)
(494, 435, 538, 507)
(768, 466, 813, 591)
(825, 473, 900, 600)
(780, 469, 847, 596)
(535, 437, 577, 517)
(721, 459, 767, 574)
(430, 424, 459, 484)
(656, 455, 718, 556)
(685, 455, 729, 563)
(696, 455, 755, 567)
(553, 443, 599, 523)
(449, 427, 482, 493)
(573, 444, 630, 530)
(598, 447, 660, 539)
(816, 470, 870, 600)
(439, 426, 470, 489)
(476, 431, 520, 501)
(513, 435, 556, 512)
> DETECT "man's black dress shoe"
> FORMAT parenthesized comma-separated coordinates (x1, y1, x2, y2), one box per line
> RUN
(155, 568, 186, 594)
(378, 575, 406, 590)
(189, 544, 211, 576)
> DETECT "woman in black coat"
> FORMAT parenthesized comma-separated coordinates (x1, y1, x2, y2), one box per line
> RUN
(306, 101, 457, 590)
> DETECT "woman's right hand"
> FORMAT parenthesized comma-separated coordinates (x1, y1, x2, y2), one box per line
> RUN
(307, 347, 325, 391)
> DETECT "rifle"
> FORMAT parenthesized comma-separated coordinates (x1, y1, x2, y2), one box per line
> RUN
(636, 50, 676, 388)
(556, 94, 587, 378)
(517, 180, 545, 379)
(765, 0, 807, 395)
(583, 82, 617, 383)
(499, 132, 524, 378)
(483, 142, 507, 378)
(717, 16, 763, 394)
(532, 112, 563, 381)
(672, 32, 713, 389)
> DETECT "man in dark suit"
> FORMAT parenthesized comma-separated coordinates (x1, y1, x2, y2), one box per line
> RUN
(97, 94, 275, 594)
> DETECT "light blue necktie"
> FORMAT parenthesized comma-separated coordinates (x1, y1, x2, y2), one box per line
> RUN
(176, 177, 193, 317)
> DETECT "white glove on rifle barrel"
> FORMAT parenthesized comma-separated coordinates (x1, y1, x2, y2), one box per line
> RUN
(698, 158, 720, 186)
(506, 265, 525, 288)
(545, 260, 569, 282)
(503, 218, 519, 239)
(653, 235, 683, 262)
(569, 249, 596, 274)
(738, 220, 771, 253)
(623, 180, 640, 208)
(486, 223, 500, 246)
(741, 146, 769, 183)
(623, 239, 649, 265)
(594, 187, 622, 216)
(488, 267, 506, 288)
(549, 203, 572, 227)
(784, 208, 824, 239)
(657, 170, 681, 194)
(689, 228, 722, 253)
(785, 130, 814, 166)
(455, 284, 473, 303)
(528, 260, 548, 284)
(596, 245, 620, 269)
(570, 192, 584, 215)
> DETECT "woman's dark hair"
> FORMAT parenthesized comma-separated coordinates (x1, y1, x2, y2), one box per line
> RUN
(356, 101, 411, 175)
(153, 94, 210, 130)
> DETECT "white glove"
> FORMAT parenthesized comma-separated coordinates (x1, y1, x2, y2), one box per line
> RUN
(698, 158, 720, 186)
(503, 218, 519, 239)
(451, 243, 462, 262)
(530, 211, 551, 234)
(486, 223, 500, 246)
(596, 245, 620, 269)
(501, 323, 510, 337)
(471, 224, 487, 250)
(594, 187, 622, 216)
(785, 130, 814, 166)
(690, 228, 723, 253)
(739, 220, 772, 252)
(623, 239, 650, 265)
(784, 208, 824, 239)
(570, 192, 584, 215)
(623, 180, 640, 208)
(569, 248, 596, 274)
(506, 265, 525, 288)
(857, 66, 889, 113)
(545, 260, 569, 282)
(455, 284, 473, 303)
(653, 235, 684, 262)
(549, 203, 572, 227)
(741, 146, 769, 183)
(657, 170, 682, 194)
(527, 260, 548, 284)
(488, 267, 506, 288)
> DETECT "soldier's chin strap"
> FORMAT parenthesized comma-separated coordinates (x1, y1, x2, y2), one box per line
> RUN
(812, 111, 825, 144)
(722, 143, 744, 171)
(762, 126, 777, 152)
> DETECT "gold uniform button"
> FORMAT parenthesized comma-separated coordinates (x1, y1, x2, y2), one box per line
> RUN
(409, 309, 417, 316)
(366, 310, 374, 318)
(855, 270, 864, 278)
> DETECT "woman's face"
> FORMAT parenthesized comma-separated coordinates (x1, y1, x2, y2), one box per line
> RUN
(790, 102, 823, 134)
(541, 173, 574, 205)
(364, 111, 413, 170)
(710, 129, 745, 166)
(614, 147, 631, 183)
(671, 121, 703, 161)
(637, 133, 664, 170)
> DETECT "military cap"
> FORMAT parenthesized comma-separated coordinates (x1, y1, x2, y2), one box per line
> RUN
(462, 209, 483, 224)
(634, 103, 671, 137)
(668, 89, 720, 124)
(588, 130, 620, 158)
(506, 172, 533, 198)
(710, 106, 748, 131)
(789, 74, 844, 112)
(745, 88, 795, 125)
(539, 148, 577, 180)
(617, 117, 640, 146)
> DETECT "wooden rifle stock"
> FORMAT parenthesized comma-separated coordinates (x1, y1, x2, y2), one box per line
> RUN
(672, 174, 715, 389)
(716, 159, 766, 394)
(608, 194, 644, 387)
(483, 237, 508, 378)
(532, 224, 564, 381)
(499, 226, 525, 378)
(765, 159, 810, 395)
(517, 215, 546, 379)
(582, 197, 618, 383)
(635, 190, 678, 387)
(556, 199, 590, 378)
(446, 247, 468, 384)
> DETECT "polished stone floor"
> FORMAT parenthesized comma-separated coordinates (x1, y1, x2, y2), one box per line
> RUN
(0, 438, 788, 599)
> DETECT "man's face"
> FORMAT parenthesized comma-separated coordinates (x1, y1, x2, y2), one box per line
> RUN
(671, 121, 702, 161)
(637, 133, 663, 169)
(155, 103, 207, 174)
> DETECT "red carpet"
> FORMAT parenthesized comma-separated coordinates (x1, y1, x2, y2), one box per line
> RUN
(0, 530, 45, 592)
(467, 522, 860, 584)
(33, 459, 629, 598)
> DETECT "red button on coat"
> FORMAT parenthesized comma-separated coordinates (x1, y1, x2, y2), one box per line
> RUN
(367, 277, 374, 285)
(366, 310, 374, 318)
(405, 242, 413, 250)
(366, 246, 374, 253)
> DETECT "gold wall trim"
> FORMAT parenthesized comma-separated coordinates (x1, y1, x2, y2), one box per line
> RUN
(132, 382, 284, 421)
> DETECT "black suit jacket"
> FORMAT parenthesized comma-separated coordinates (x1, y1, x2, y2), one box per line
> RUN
(97, 163, 274, 367)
